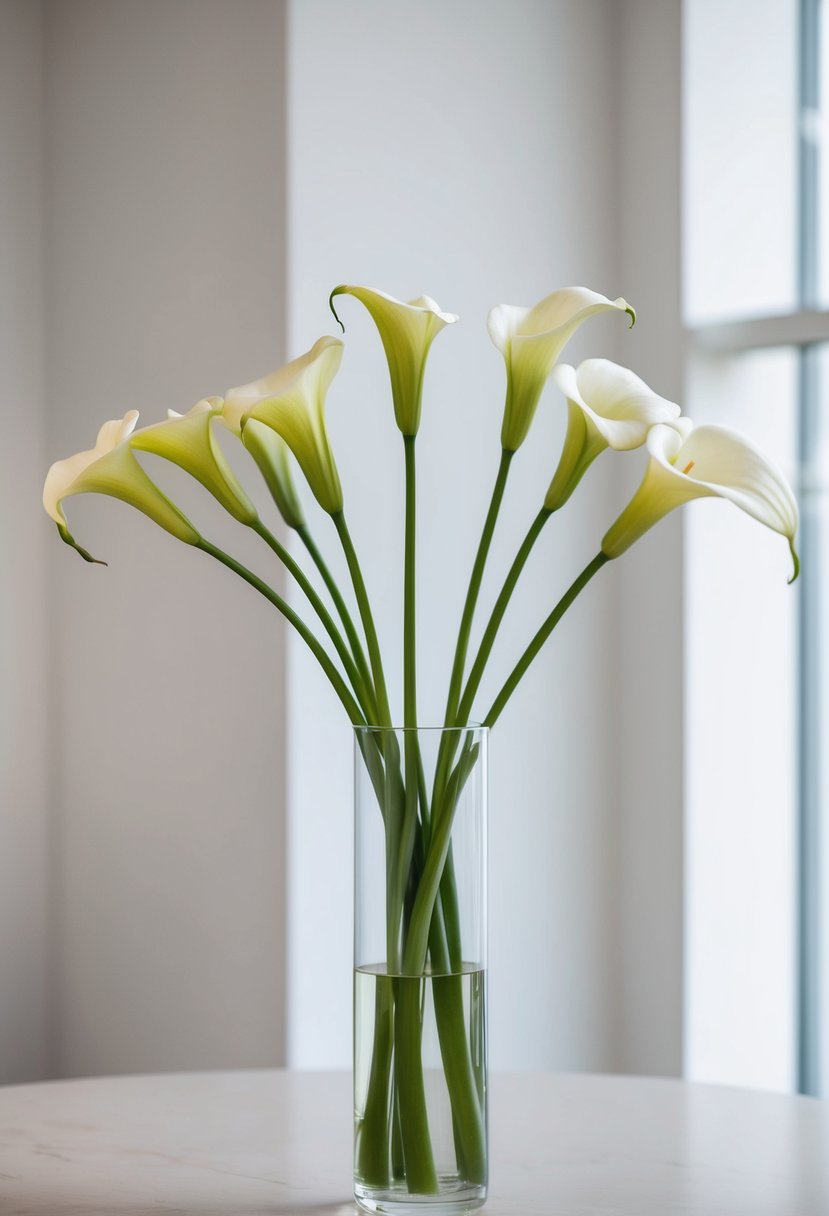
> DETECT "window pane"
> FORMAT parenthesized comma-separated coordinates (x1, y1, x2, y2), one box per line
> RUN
(684, 0, 798, 323)
(818, 0, 829, 302)
(800, 344, 829, 1095)
(685, 346, 799, 1092)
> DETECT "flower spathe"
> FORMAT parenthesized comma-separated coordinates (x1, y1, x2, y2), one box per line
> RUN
(130, 398, 258, 525)
(329, 285, 458, 436)
(602, 420, 800, 580)
(489, 286, 636, 452)
(236, 336, 345, 515)
(43, 411, 199, 563)
(544, 359, 681, 511)
(223, 377, 305, 531)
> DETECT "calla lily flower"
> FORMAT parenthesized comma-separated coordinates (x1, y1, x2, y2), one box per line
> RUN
(602, 420, 800, 581)
(130, 398, 257, 525)
(237, 336, 345, 515)
(43, 411, 199, 563)
(223, 380, 305, 530)
(329, 285, 458, 437)
(488, 287, 636, 452)
(544, 359, 681, 511)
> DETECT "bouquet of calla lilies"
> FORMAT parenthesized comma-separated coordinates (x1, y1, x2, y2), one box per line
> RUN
(43, 283, 799, 1200)
(43, 283, 799, 731)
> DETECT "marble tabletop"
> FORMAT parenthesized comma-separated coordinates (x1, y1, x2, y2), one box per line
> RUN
(0, 1069, 827, 1214)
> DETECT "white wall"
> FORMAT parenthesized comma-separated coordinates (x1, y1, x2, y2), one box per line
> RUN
(43, 0, 288, 1076)
(0, 0, 692, 1082)
(286, 0, 633, 1071)
(0, 0, 50, 1082)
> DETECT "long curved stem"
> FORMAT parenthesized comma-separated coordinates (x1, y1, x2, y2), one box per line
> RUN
(456, 506, 552, 723)
(251, 519, 375, 720)
(296, 524, 376, 709)
(195, 537, 364, 725)
(333, 511, 392, 726)
(483, 551, 609, 727)
(443, 448, 513, 726)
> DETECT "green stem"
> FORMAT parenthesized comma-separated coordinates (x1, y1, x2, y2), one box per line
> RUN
(428, 449, 512, 841)
(355, 974, 394, 1187)
(393, 977, 438, 1193)
(443, 448, 513, 726)
(398, 436, 420, 929)
(483, 551, 609, 728)
(403, 739, 480, 976)
(403, 435, 418, 730)
(251, 519, 374, 720)
(333, 511, 392, 727)
(195, 538, 364, 725)
(456, 506, 552, 723)
(394, 436, 438, 1192)
(431, 971, 487, 1184)
(296, 524, 376, 712)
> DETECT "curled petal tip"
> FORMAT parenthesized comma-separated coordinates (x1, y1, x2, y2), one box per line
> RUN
(57, 523, 107, 566)
(625, 305, 636, 329)
(328, 287, 346, 333)
(788, 540, 800, 585)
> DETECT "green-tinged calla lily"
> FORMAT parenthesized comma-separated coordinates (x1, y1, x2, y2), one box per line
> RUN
(238, 336, 344, 515)
(488, 286, 636, 452)
(329, 285, 458, 436)
(544, 359, 680, 511)
(223, 379, 305, 530)
(130, 398, 257, 525)
(43, 411, 199, 563)
(602, 419, 800, 581)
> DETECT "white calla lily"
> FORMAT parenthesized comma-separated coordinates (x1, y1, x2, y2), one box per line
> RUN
(488, 286, 636, 452)
(130, 398, 257, 525)
(602, 420, 800, 580)
(544, 359, 681, 510)
(330, 285, 457, 436)
(43, 411, 199, 563)
(223, 378, 305, 530)
(236, 336, 344, 515)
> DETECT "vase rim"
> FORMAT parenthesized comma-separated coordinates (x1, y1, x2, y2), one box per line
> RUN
(353, 721, 486, 735)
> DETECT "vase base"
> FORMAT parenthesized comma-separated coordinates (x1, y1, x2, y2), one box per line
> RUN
(354, 1179, 487, 1215)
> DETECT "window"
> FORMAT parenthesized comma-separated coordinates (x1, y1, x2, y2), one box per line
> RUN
(684, 0, 829, 1096)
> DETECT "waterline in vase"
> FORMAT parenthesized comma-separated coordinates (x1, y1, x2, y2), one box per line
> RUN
(354, 964, 487, 1215)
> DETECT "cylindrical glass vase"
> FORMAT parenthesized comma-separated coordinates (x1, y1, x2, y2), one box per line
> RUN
(354, 725, 488, 1215)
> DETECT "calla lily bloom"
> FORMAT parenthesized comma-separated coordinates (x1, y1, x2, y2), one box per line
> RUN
(544, 359, 680, 510)
(329, 285, 458, 436)
(488, 286, 636, 452)
(602, 420, 800, 581)
(237, 336, 345, 515)
(223, 380, 305, 530)
(43, 411, 199, 563)
(130, 398, 258, 525)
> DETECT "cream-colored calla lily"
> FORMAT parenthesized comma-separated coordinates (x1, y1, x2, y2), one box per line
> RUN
(544, 359, 681, 510)
(489, 287, 636, 452)
(329, 285, 458, 436)
(237, 336, 344, 515)
(223, 380, 305, 530)
(43, 411, 199, 563)
(130, 398, 257, 525)
(602, 419, 800, 580)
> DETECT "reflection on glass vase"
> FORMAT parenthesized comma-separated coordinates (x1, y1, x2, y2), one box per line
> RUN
(354, 725, 488, 1215)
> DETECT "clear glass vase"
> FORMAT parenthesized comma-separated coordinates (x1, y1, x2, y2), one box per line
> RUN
(353, 725, 488, 1215)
